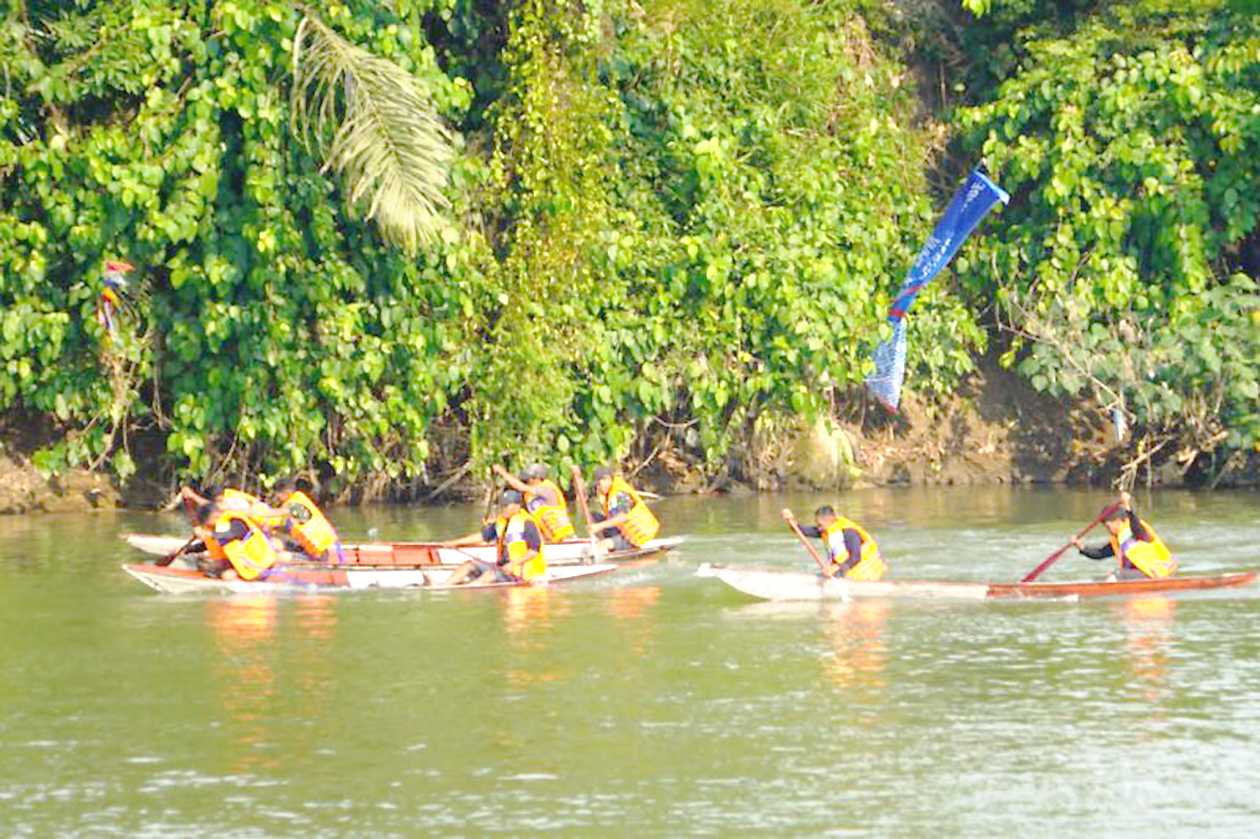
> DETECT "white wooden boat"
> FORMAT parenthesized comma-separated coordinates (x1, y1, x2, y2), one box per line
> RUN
(696, 564, 1257, 601)
(122, 533, 683, 566)
(122, 561, 618, 595)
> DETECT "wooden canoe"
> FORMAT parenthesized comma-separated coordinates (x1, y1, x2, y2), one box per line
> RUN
(122, 533, 683, 567)
(121, 560, 619, 595)
(696, 564, 1258, 602)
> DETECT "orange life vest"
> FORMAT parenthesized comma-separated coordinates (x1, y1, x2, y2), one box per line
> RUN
(282, 490, 340, 560)
(221, 488, 285, 529)
(1109, 519, 1177, 579)
(203, 511, 278, 581)
(821, 517, 886, 581)
(525, 479, 576, 542)
(601, 476, 660, 548)
(494, 510, 547, 582)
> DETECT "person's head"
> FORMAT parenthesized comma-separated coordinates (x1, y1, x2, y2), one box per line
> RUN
(814, 505, 837, 529)
(593, 466, 614, 494)
(1103, 505, 1129, 535)
(500, 489, 524, 516)
(271, 478, 298, 506)
(195, 502, 218, 528)
(525, 463, 549, 484)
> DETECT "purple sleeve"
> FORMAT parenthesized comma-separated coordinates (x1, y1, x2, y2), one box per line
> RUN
(836, 529, 863, 572)
(1127, 510, 1149, 541)
(798, 524, 823, 538)
(481, 522, 497, 542)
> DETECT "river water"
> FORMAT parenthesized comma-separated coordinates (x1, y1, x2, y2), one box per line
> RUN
(2, 487, 1258, 836)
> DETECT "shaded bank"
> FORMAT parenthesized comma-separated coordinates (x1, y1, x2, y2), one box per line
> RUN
(3, 365, 1255, 516)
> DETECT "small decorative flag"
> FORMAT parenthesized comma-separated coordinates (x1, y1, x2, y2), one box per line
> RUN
(865, 169, 1010, 412)
(97, 260, 134, 336)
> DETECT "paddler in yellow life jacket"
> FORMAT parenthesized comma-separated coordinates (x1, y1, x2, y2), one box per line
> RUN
(492, 462, 577, 543)
(781, 505, 887, 581)
(441, 490, 547, 586)
(191, 502, 280, 581)
(270, 479, 345, 564)
(1072, 491, 1178, 581)
(587, 466, 661, 551)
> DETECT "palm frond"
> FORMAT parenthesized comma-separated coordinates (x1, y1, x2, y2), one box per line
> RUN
(291, 15, 455, 254)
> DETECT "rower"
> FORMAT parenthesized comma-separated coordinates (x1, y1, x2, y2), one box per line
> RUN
(192, 503, 280, 581)
(441, 490, 547, 586)
(270, 479, 345, 564)
(781, 505, 886, 581)
(1071, 491, 1177, 580)
(493, 463, 577, 543)
(586, 466, 660, 552)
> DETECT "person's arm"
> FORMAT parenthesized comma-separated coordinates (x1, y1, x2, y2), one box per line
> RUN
(492, 464, 531, 495)
(181, 486, 211, 507)
(1117, 490, 1150, 541)
(523, 520, 542, 557)
(442, 525, 495, 548)
(213, 518, 252, 545)
(797, 524, 823, 539)
(1074, 540, 1114, 560)
(835, 529, 863, 573)
(1126, 509, 1149, 542)
(591, 493, 634, 532)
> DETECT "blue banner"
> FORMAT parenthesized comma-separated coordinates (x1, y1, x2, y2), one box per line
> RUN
(865, 168, 1009, 411)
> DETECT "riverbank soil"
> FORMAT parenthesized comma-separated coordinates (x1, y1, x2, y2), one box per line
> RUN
(1, 359, 1254, 515)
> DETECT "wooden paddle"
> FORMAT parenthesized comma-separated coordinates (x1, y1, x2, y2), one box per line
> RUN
(783, 513, 832, 577)
(1020, 502, 1121, 583)
(569, 465, 606, 562)
(156, 534, 198, 567)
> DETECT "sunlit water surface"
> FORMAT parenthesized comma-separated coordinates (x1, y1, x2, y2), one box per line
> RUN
(2, 487, 1258, 836)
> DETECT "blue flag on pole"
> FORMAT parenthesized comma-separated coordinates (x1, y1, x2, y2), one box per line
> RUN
(865, 168, 1009, 412)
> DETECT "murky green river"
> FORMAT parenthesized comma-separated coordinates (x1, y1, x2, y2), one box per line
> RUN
(2, 487, 1258, 836)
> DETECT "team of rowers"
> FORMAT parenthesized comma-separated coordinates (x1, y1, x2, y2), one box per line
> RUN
(175, 461, 1173, 585)
(174, 465, 661, 585)
(782, 490, 1177, 582)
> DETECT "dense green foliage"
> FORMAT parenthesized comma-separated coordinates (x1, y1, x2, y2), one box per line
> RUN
(955, 0, 1260, 467)
(1, 0, 1256, 495)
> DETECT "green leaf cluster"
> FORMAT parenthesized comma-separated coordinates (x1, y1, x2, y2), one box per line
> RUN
(955, 0, 1260, 459)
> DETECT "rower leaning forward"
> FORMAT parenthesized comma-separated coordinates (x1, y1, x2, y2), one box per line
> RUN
(442, 490, 548, 586)
(781, 505, 887, 581)
(585, 466, 660, 552)
(1071, 491, 1177, 581)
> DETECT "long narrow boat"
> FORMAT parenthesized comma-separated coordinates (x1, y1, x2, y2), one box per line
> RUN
(696, 564, 1257, 602)
(122, 533, 683, 567)
(122, 561, 618, 595)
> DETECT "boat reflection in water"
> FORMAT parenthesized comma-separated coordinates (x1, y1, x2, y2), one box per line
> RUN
(503, 587, 567, 690)
(1112, 595, 1176, 717)
(606, 586, 662, 657)
(205, 594, 340, 773)
(206, 595, 280, 773)
(822, 601, 889, 715)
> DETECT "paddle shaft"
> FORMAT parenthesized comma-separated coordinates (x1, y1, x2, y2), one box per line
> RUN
(569, 465, 605, 557)
(156, 534, 198, 567)
(1021, 502, 1121, 583)
(785, 518, 831, 576)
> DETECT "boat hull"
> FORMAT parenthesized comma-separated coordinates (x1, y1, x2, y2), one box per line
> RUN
(697, 564, 1257, 602)
(123, 533, 683, 567)
(122, 561, 619, 595)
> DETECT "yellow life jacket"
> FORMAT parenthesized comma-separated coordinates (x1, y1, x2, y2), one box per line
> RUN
(495, 510, 547, 582)
(283, 490, 340, 559)
(203, 511, 278, 581)
(821, 517, 886, 581)
(221, 488, 285, 529)
(525, 479, 576, 542)
(601, 476, 660, 548)
(1109, 519, 1177, 579)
